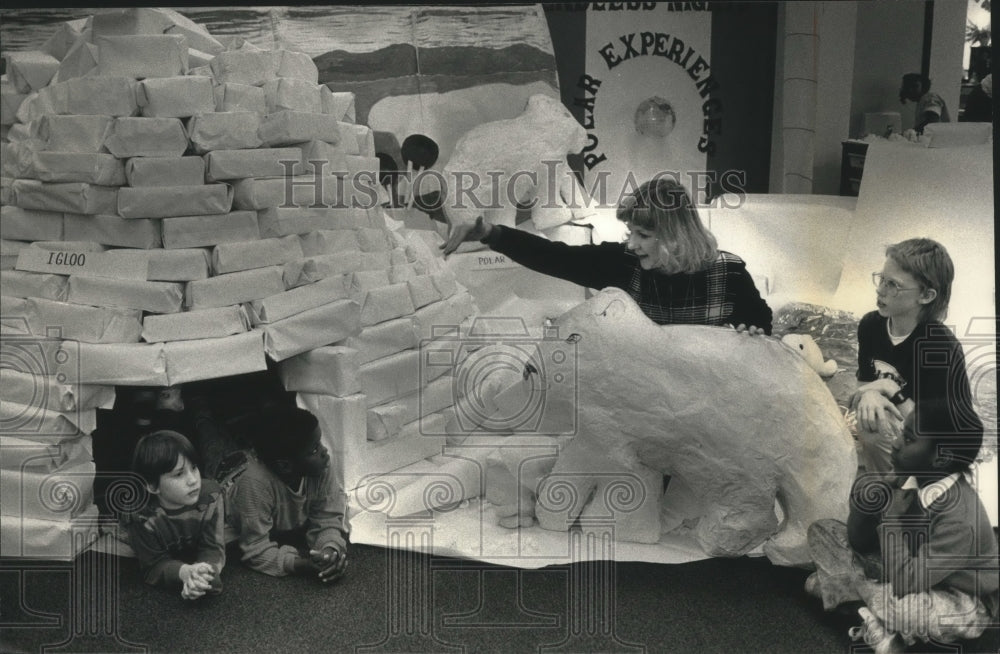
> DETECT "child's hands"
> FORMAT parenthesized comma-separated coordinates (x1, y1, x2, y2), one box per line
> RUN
(852, 389, 903, 434)
(309, 544, 348, 584)
(179, 562, 215, 600)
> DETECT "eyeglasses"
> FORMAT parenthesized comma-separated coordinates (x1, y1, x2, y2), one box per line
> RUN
(872, 272, 921, 297)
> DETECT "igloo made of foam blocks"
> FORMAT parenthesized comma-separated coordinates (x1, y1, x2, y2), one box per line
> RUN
(1, 8, 481, 559)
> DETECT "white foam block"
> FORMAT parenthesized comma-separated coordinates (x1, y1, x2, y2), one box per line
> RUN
(300, 229, 361, 256)
(211, 235, 301, 275)
(342, 317, 420, 364)
(298, 139, 351, 169)
(38, 115, 113, 153)
(282, 252, 361, 288)
(277, 345, 360, 396)
(0, 507, 101, 561)
(261, 298, 361, 361)
(0, 395, 96, 437)
(432, 269, 459, 299)
(141, 304, 249, 343)
(1, 295, 29, 329)
(369, 374, 455, 434)
(185, 265, 285, 310)
(51, 36, 98, 85)
(137, 76, 215, 118)
(357, 251, 391, 272)
(264, 78, 323, 114)
(413, 292, 477, 340)
(349, 270, 391, 298)
(407, 275, 443, 309)
(67, 341, 168, 385)
(125, 157, 205, 187)
(105, 117, 188, 158)
(214, 83, 265, 113)
(187, 111, 262, 154)
(17, 152, 125, 187)
(247, 274, 351, 325)
(0, 373, 112, 413)
(366, 404, 407, 442)
(63, 214, 161, 249)
(0, 434, 93, 474)
(41, 19, 89, 61)
(278, 50, 319, 84)
(387, 264, 416, 284)
(117, 184, 233, 219)
(355, 227, 390, 252)
(258, 110, 342, 147)
(6, 51, 60, 93)
(0, 460, 94, 522)
(0, 79, 28, 126)
(1, 206, 63, 242)
(359, 282, 415, 327)
(322, 91, 356, 123)
(161, 211, 259, 249)
(103, 248, 209, 281)
(62, 77, 138, 117)
(349, 124, 375, 156)
(0, 270, 68, 301)
(163, 330, 266, 385)
(348, 429, 446, 491)
(358, 349, 422, 406)
(204, 147, 303, 182)
(12, 180, 117, 215)
(258, 206, 370, 237)
(210, 50, 280, 86)
(67, 276, 184, 314)
(96, 34, 188, 79)
(156, 9, 224, 56)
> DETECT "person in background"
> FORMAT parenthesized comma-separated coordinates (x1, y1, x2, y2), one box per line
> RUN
(122, 430, 225, 600)
(850, 238, 976, 477)
(805, 399, 994, 653)
(961, 73, 993, 123)
(899, 73, 950, 133)
(442, 176, 772, 334)
(224, 406, 349, 583)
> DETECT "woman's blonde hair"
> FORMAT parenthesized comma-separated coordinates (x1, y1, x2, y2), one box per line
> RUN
(616, 176, 718, 274)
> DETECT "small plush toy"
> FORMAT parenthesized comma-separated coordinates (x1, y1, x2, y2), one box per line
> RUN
(781, 334, 838, 378)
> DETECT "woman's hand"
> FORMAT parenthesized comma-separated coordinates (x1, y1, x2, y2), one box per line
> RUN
(441, 215, 493, 256)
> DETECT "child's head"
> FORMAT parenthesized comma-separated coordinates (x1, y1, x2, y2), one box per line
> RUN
(880, 238, 953, 322)
(253, 406, 328, 478)
(617, 176, 718, 274)
(131, 430, 202, 510)
(892, 399, 984, 477)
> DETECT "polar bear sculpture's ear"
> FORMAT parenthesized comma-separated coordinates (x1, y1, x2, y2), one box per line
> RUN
(598, 297, 629, 320)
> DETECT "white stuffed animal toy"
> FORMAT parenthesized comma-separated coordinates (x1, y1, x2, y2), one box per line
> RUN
(781, 334, 838, 378)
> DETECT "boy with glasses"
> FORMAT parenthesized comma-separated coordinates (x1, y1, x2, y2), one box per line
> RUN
(849, 238, 977, 476)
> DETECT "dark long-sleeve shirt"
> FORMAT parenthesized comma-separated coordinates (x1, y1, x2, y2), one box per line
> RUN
(484, 224, 772, 333)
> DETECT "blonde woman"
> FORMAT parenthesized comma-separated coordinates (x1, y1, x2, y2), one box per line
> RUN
(442, 176, 772, 333)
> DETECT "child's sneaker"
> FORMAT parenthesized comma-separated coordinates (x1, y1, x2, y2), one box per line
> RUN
(848, 607, 903, 654)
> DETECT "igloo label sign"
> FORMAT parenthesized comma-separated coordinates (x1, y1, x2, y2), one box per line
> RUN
(16, 248, 147, 280)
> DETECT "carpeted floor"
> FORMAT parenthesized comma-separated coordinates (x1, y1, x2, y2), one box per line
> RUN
(2, 543, 997, 654)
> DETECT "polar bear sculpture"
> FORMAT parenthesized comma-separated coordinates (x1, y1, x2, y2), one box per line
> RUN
(488, 288, 856, 567)
(441, 93, 588, 234)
